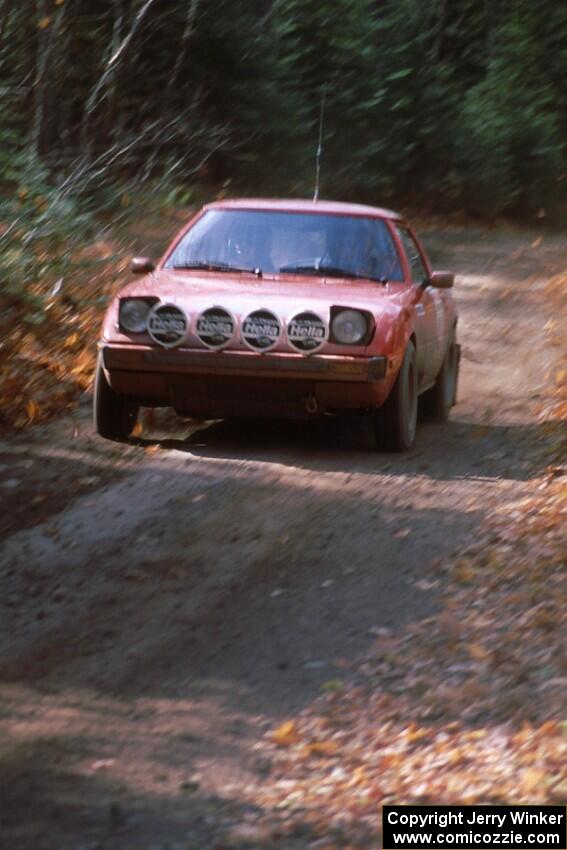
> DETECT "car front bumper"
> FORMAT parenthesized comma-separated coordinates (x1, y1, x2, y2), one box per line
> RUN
(101, 344, 388, 382)
(100, 343, 390, 418)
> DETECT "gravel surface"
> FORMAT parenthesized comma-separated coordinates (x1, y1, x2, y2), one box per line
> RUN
(0, 225, 564, 849)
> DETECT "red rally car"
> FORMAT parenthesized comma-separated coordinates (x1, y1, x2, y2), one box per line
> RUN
(95, 198, 459, 451)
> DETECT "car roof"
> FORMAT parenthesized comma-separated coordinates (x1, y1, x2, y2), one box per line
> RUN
(204, 197, 403, 221)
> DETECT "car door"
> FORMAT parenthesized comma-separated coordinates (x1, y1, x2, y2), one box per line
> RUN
(392, 224, 439, 386)
(409, 226, 452, 379)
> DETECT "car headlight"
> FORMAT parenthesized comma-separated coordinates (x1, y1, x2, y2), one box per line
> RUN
(331, 309, 368, 345)
(119, 298, 153, 333)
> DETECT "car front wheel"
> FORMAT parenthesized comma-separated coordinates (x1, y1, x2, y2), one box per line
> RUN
(93, 354, 139, 440)
(420, 337, 460, 423)
(373, 340, 418, 452)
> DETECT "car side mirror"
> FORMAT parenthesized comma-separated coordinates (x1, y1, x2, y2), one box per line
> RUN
(427, 270, 454, 289)
(131, 256, 155, 275)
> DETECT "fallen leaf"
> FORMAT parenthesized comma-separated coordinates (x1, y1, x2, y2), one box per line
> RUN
(91, 759, 115, 772)
(226, 824, 274, 844)
(63, 332, 80, 349)
(469, 643, 491, 663)
(26, 399, 41, 423)
(302, 741, 339, 758)
(405, 723, 429, 743)
(348, 766, 367, 787)
(454, 559, 476, 582)
(521, 768, 546, 793)
(272, 720, 301, 747)
(379, 753, 402, 770)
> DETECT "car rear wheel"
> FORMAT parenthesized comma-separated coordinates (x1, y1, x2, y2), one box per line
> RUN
(420, 337, 460, 423)
(93, 354, 139, 440)
(373, 340, 417, 452)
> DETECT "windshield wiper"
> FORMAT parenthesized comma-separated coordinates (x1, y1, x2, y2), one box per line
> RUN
(278, 263, 386, 283)
(173, 260, 262, 277)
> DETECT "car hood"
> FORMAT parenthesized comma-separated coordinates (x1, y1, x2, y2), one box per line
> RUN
(118, 269, 407, 316)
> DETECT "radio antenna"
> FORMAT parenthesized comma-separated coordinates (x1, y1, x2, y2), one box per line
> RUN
(313, 86, 327, 202)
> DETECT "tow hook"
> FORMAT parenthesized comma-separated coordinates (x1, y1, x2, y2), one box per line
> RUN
(305, 394, 319, 415)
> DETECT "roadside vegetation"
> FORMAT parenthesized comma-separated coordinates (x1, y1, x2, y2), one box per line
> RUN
(0, 4, 566, 843)
(0, 178, 185, 429)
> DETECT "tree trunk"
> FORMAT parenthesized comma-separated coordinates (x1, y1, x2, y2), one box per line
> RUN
(30, 0, 67, 157)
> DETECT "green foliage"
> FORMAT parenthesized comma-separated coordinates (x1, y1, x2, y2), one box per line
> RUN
(457, 3, 566, 216)
(0, 0, 565, 225)
(0, 151, 97, 323)
(457, 80, 519, 218)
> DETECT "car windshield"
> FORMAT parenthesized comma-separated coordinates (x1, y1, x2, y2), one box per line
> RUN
(165, 209, 404, 281)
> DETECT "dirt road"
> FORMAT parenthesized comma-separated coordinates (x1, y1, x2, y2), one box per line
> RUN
(0, 225, 564, 849)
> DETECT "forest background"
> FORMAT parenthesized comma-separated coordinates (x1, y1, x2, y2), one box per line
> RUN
(0, 0, 566, 426)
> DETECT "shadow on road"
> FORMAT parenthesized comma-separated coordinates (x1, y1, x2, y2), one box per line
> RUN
(0, 733, 353, 850)
(131, 413, 543, 482)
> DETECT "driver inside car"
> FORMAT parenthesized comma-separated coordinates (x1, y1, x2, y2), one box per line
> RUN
(228, 226, 274, 272)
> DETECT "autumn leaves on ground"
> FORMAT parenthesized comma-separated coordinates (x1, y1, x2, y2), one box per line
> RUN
(0, 220, 566, 849)
(253, 253, 567, 842)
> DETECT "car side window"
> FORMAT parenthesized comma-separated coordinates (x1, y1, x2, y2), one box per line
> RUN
(394, 226, 428, 285)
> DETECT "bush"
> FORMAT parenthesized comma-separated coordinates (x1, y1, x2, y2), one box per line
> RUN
(0, 153, 97, 321)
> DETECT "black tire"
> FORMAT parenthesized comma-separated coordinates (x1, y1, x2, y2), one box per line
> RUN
(373, 340, 418, 452)
(420, 338, 460, 423)
(93, 354, 139, 440)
